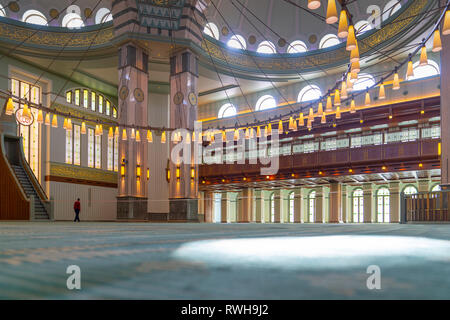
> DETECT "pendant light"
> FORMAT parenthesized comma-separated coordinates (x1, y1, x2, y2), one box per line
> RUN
(326, 95, 332, 111)
(341, 81, 348, 99)
(350, 45, 360, 63)
(419, 45, 428, 66)
(350, 97, 356, 113)
(161, 131, 166, 143)
(245, 127, 250, 139)
(267, 123, 272, 136)
(393, 69, 400, 90)
(321, 113, 326, 124)
(250, 127, 255, 138)
(256, 126, 261, 138)
(278, 120, 283, 134)
(379, 84, 386, 100)
(63, 118, 68, 130)
(114, 126, 119, 137)
(147, 130, 152, 143)
(338, 10, 349, 38)
(234, 128, 239, 141)
(37, 110, 44, 124)
(51, 114, 58, 128)
(317, 102, 324, 116)
(222, 130, 227, 142)
(432, 29, 442, 52)
(406, 59, 414, 79)
(22, 104, 32, 123)
(351, 61, 360, 73)
(136, 130, 141, 142)
(5, 97, 14, 115)
(289, 117, 295, 131)
(334, 89, 341, 106)
(326, 0, 338, 24)
(67, 118, 72, 131)
(131, 128, 135, 140)
(364, 90, 371, 106)
(108, 127, 113, 138)
(122, 129, 127, 141)
(346, 25, 357, 51)
(443, 10, 450, 35)
(45, 113, 51, 126)
(299, 113, 305, 126)
(335, 106, 341, 119)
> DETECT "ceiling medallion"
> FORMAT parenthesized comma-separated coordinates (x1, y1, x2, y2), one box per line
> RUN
(278, 38, 287, 48)
(248, 35, 257, 45)
(308, 34, 317, 44)
(49, 9, 59, 19)
(221, 26, 229, 36)
(84, 8, 93, 19)
(188, 92, 197, 107)
(134, 88, 145, 103)
(7, 1, 20, 12)
(119, 86, 129, 101)
(173, 91, 184, 105)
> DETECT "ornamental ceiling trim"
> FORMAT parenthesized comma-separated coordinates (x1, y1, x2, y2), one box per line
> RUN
(200, 0, 431, 74)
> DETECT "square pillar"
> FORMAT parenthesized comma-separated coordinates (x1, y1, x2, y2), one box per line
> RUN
(441, 9, 450, 186)
(203, 191, 214, 223)
(273, 189, 281, 223)
(314, 186, 324, 223)
(293, 188, 302, 223)
(363, 183, 374, 223)
(221, 192, 229, 223)
(389, 181, 400, 223)
(329, 183, 342, 223)
(254, 190, 263, 223)
(341, 185, 348, 223)
(238, 188, 254, 223)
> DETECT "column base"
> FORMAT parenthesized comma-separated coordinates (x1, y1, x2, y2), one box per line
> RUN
(117, 196, 148, 220)
(169, 198, 199, 221)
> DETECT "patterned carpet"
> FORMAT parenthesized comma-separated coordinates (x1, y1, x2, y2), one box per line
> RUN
(0, 222, 449, 299)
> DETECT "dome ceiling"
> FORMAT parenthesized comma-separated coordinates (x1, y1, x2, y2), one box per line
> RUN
(204, 0, 405, 53)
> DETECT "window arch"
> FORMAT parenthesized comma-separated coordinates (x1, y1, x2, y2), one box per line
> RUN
(431, 184, 441, 192)
(203, 22, 220, 40)
(62, 13, 85, 28)
(218, 103, 237, 118)
(0, 5, 5, 17)
(319, 34, 340, 49)
(354, 20, 372, 34)
(257, 41, 276, 54)
(270, 192, 275, 223)
(353, 73, 376, 91)
(383, 0, 401, 21)
(403, 185, 418, 195)
(308, 190, 316, 222)
(408, 60, 440, 81)
(22, 10, 48, 25)
(297, 85, 322, 102)
(352, 188, 364, 223)
(377, 187, 390, 223)
(227, 35, 246, 50)
(288, 191, 295, 223)
(255, 95, 277, 111)
(95, 8, 112, 24)
(287, 40, 307, 54)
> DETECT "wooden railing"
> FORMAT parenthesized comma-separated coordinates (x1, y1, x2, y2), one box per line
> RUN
(403, 191, 450, 222)
(0, 134, 30, 220)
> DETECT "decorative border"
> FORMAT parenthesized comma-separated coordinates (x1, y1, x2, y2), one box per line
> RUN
(47, 162, 118, 187)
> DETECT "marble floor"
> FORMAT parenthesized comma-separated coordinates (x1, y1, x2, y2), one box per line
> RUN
(0, 222, 449, 299)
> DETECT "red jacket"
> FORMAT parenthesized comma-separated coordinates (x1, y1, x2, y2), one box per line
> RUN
(74, 201, 80, 211)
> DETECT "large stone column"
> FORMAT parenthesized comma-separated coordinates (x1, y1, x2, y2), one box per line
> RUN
(315, 186, 324, 223)
(329, 183, 342, 223)
(341, 185, 348, 223)
(389, 181, 400, 223)
(203, 191, 214, 223)
(238, 188, 254, 223)
(221, 192, 229, 223)
(254, 190, 263, 223)
(168, 49, 199, 221)
(117, 43, 148, 219)
(363, 183, 374, 223)
(441, 2, 450, 189)
(273, 189, 282, 223)
(293, 188, 302, 223)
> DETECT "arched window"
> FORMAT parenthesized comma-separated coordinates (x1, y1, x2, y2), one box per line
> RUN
(431, 185, 441, 192)
(22, 10, 48, 25)
(377, 187, 390, 223)
(257, 41, 276, 54)
(353, 73, 376, 91)
(218, 103, 237, 118)
(403, 185, 418, 195)
(354, 20, 372, 34)
(270, 193, 275, 223)
(308, 190, 316, 222)
(287, 40, 307, 54)
(62, 13, 85, 28)
(255, 95, 277, 111)
(297, 85, 322, 102)
(288, 191, 295, 223)
(383, 0, 401, 21)
(203, 22, 219, 40)
(408, 60, 440, 81)
(0, 5, 6, 17)
(95, 8, 112, 24)
(352, 188, 364, 223)
(319, 34, 340, 49)
(227, 35, 246, 50)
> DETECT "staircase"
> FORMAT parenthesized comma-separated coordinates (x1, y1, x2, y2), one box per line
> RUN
(10, 164, 49, 220)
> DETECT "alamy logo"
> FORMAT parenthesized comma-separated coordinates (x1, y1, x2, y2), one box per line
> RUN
(366, 265, 381, 290)
(66, 265, 81, 290)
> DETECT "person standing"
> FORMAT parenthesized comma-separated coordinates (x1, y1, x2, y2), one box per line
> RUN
(74, 198, 81, 222)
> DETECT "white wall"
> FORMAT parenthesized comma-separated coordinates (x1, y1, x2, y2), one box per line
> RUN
(50, 182, 117, 221)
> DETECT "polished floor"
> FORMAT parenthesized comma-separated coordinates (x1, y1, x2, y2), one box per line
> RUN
(0, 222, 449, 299)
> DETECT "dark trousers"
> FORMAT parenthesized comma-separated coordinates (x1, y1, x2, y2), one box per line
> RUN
(74, 209, 80, 222)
